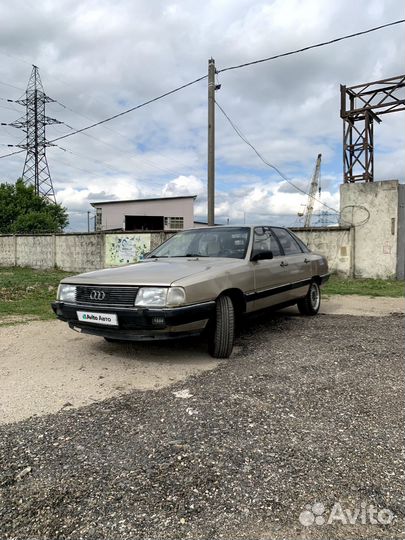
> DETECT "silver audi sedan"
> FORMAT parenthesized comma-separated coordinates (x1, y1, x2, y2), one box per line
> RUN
(52, 226, 329, 358)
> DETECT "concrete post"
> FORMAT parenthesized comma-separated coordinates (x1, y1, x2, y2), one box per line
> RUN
(13, 235, 17, 267)
(53, 234, 57, 268)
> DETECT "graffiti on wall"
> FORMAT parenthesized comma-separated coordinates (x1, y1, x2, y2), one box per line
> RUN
(105, 234, 151, 266)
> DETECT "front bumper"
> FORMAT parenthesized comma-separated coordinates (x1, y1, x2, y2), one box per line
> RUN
(51, 301, 215, 341)
(319, 273, 330, 286)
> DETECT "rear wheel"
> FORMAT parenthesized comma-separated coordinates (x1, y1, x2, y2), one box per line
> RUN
(208, 295, 235, 358)
(297, 281, 321, 316)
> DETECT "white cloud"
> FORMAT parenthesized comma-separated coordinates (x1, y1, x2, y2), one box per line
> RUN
(162, 175, 204, 197)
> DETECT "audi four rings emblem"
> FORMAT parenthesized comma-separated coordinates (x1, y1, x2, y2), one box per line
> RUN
(90, 290, 106, 301)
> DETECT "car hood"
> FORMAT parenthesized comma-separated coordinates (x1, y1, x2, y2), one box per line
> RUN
(61, 257, 243, 287)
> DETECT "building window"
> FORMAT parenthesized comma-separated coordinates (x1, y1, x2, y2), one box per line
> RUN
(96, 208, 102, 231)
(164, 217, 184, 230)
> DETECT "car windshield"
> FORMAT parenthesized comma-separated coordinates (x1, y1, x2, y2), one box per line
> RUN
(148, 227, 251, 259)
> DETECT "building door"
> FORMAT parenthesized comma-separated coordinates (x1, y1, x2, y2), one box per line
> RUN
(125, 215, 164, 231)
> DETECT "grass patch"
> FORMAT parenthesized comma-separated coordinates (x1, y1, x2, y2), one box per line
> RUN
(0, 267, 403, 325)
(0, 267, 74, 322)
(323, 275, 404, 297)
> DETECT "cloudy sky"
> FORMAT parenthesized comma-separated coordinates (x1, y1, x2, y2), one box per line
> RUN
(0, 0, 404, 230)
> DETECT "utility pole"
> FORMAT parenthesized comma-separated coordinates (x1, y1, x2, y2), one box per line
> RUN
(207, 58, 216, 226)
(7, 65, 61, 203)
(87, 211, 91, 233)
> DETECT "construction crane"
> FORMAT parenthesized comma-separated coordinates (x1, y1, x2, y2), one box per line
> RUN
(297, 153, 322, 227)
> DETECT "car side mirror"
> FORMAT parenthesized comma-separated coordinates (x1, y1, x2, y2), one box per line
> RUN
(251, 250, 274, 262)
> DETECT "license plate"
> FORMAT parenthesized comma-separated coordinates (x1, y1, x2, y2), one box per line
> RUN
(77, 311, 118, 326)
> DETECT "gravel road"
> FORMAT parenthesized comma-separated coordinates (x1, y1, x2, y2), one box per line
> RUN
(0, 310, 403, 539)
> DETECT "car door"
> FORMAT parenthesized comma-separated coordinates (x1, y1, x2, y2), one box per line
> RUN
(271, 227, 312, 302)
(249, 226, 291, 311)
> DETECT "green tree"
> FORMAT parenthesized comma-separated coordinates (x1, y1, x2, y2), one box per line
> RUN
(0, 179, 68, 233)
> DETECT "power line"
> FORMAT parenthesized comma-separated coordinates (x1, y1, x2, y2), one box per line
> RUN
(217, 19, 405, 73)
(0, 148, 25, 159)
(49, 75, 207, 144)
(1, 18, 402, 193)
(0, 80, 25, 92)
(0, 103, 20, 113)
(53, 120, 188, 178)
(53, 143, 168, 190)
(2, 20, 402, 153)
(50, 21, 404, 176)
(54, 98, 198, 172)
(215, 99, 340, 215)
(0, 50, 32, 67)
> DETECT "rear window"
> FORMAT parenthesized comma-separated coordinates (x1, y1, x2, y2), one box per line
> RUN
(271, 228, 303, 255)
(289, 231, 310, 253)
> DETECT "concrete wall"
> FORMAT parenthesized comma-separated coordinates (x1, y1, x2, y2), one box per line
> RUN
(0, 232, 174, 273)
(292, 227, 352, 276)
(0, 229, 351, 275)
(0, 235, 15, 266)
(55, 234, 104, 272)
(16, 235, 55, 269)
(93, 197, 195, 231)
(340, 180, 400, 279)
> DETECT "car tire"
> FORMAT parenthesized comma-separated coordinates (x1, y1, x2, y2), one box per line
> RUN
(104, 337, 119, 343)
(208, 295, 235, 359)
(297, 281, 321, 316)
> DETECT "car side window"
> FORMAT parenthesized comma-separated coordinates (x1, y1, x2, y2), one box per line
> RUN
(252, 227, 281, 257)
(271, 228, 303, 255)
(289, 231, 310, 253)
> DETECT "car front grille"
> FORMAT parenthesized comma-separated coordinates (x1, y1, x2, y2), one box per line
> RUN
(75, 285, 139, 307)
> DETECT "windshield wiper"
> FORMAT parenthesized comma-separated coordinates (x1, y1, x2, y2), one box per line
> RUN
(185, 253, 209, 257)
(167, 253, 208, 258)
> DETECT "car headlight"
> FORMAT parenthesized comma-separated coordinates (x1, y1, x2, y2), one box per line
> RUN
(135, 287, 168, 307)
(135, 287, 186, 307)
(58, 284, 76, 302)
(167, 287, 186, 307)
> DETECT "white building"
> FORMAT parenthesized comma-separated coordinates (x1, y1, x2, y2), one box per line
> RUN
(91, 195, 196, 232)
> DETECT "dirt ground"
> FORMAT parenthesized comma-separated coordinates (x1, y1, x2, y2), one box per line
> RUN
(0, 322, 219, 425)
(319, 294, 404, 316)
(0, 295, 402, 425)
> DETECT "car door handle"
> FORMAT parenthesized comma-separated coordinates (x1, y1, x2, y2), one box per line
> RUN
(304, 258, 310, 264)
(280, 261, 288, 267)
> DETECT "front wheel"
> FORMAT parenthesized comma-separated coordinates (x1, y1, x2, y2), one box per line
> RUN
(297, 281, 321, 316)
(208, 295, 235, 358)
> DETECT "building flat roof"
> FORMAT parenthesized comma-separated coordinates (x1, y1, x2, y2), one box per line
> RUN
(90, 195, 197, 206)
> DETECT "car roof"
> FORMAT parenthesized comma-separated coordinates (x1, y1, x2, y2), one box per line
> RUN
(184, 225, 287, 231)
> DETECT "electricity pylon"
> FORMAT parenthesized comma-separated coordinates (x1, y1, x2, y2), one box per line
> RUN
(9, 65, 61, 203)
